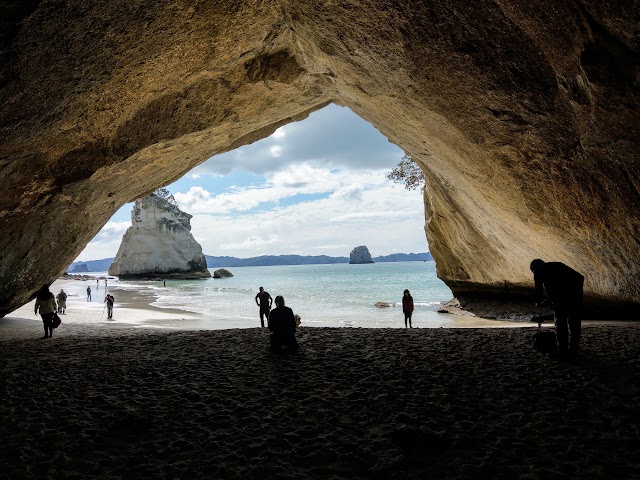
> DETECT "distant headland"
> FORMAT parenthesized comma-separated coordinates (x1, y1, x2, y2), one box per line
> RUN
(69, 252, 434, 272)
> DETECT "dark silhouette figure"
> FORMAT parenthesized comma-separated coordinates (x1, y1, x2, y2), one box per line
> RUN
(402, 289, 414, 328)
(268, 296, 299, 351)
(34, 284, 56, 338)
(105, 294, 115, 319)
(255, 286, 272, 328)
(87, 286, 92, 302)
(530, 259, 584, 355)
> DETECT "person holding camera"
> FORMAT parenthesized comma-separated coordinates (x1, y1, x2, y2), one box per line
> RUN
(530, 259, 584, 356)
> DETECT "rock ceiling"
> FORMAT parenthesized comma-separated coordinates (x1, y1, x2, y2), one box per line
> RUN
(0, 1, 638, 318)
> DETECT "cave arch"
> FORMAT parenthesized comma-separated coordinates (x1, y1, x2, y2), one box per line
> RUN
(1, 1, 638, 318)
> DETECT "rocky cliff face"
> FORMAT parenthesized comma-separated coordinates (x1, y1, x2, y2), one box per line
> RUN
(350, 246, 374, 265)
(0, 1, 639, 317)
(108, 194, 210, 279)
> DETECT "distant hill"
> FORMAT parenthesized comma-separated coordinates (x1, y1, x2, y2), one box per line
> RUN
(69, 252, 434, 271)
(67, 258, 114, 272)
(205, 252, 433, 267)
(374, 252, 433, 262)
(205, 254, 348, 267)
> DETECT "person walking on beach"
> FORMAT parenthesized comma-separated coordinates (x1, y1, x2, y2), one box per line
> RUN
(402, 289, 414, 328)
(268, 295, 299, 351)
(530, 259, 584, 356)
(87, 286, 92, 302)
(105, 294, 115, 319)
(255, 286, 272, 328)
(34, 285, 57, 339)
(56, 289, 67, 314)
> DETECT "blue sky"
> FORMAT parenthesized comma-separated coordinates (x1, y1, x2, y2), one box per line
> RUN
(78, 105, 429, 260)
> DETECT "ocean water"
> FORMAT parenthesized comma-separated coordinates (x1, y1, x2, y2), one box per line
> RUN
(107, 261, 462, 329)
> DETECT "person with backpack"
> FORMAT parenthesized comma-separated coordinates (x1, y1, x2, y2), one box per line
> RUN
(34, 284, 57, 339)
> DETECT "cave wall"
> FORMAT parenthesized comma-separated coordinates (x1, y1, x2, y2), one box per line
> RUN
(0, 0, 638, 318)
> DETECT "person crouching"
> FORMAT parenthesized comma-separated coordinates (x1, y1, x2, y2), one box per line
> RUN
(268, 295, 299, 352)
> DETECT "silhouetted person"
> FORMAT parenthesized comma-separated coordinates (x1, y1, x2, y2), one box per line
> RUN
(34, 284, 56, 338)
(255, 286, 272, 328)
(268, 295, 299, 351)
(105, 294, 115, 319)
(87, 286, 92, 302)
(402, 289, 414, 328)
(530, 259, 584, 355)
(56, 289, 67, 314)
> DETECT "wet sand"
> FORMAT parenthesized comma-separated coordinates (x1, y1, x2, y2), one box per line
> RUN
(1, 316, 639, 479)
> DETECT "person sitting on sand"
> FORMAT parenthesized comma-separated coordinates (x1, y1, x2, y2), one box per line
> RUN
(56, 289, 67, 314)
(105, 294, 115, 319)
(34, 284, 57, 339)
(402, 289, 414, 328)
(268, 295, 299, 352)
(255, 286, 272, 328)
(530, 259, 584, 356)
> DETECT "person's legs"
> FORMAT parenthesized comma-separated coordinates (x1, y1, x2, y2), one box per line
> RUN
(404, 313, 408, 328)
(408, 312, 413, 328)
(259, 309, 266, 328)
(568, 282, 583, 352)
(42, 313, 53, 338)
(554, 306, 569, 352)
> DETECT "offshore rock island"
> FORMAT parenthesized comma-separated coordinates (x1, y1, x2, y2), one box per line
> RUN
(108, 194, 210, 280)
(0, 2, 638, 317)
(349, 246, 374, 264)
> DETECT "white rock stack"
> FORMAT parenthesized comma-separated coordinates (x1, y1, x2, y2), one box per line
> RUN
(349, 246, 374, 264)
(108, 194, 211, 279)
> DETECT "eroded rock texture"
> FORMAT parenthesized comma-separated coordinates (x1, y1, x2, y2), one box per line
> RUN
(108, 193, 210, 279)
(1, 1, 639, 317)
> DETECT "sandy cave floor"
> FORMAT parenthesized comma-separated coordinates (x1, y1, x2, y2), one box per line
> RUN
(1, 324, 639, 479)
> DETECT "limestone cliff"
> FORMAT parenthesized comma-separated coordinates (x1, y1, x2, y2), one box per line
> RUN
(0, 1, 639, 318)
(349, 246, 374, 265)
(108, 194, 210, 279)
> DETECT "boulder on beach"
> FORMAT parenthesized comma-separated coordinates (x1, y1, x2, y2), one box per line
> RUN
(350, 246, 374, 264)
(213, 269, 234, 278)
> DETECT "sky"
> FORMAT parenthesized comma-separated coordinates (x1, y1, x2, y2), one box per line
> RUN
(77, 104, 430, 261)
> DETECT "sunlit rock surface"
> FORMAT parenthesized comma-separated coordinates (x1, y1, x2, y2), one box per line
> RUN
(350, 246, 374, 264)
(108, 194, 210, 279)
(0, 1, 638, 317)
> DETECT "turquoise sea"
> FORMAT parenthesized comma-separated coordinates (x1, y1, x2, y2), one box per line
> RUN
(106, 261, 461, 329)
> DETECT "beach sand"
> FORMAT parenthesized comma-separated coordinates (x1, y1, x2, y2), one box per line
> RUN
(1, 282, 639, 479)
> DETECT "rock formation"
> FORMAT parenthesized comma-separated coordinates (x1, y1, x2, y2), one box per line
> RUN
(108, 194, 210, 279)
(0, 2, 639, 318)
(350, 246, 374, 264)
(71, 264, 89, 274)
(213, 269, 233, 278)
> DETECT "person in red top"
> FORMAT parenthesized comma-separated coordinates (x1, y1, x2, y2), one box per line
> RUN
(402, 289, 414, 328)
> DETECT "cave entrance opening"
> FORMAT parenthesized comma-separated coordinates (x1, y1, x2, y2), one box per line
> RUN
(69, 104, 454, 328)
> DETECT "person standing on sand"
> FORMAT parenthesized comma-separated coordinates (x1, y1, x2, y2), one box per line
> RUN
(530, 259, 584, 357)
(56, 289, 67, 314)
(34, 285, 57, 339)
(268, 296, 299, 351)
(105, 294, 115, 319)
(402, 289, 414, 328)
(255, 286, 272, 328)
(87, 286, 92, 302)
